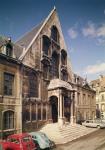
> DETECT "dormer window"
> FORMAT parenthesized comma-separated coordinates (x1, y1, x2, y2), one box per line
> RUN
(6, 43, 13, 57)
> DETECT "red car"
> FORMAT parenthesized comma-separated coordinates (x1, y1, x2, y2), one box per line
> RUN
(0, 133, 36, 150)
(0, 141, 10, 150)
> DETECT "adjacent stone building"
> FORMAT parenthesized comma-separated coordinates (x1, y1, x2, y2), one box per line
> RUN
(0, 37, 22, 139)
(74, 74, 96, 123)
(90, 75, 105, 119)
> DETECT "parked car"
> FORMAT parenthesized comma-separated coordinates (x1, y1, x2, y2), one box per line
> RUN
(0, 133, 36, 150)
(0, 142, 10, 150)
(29, 132, 56, 149)
(82, 119, 105, 129)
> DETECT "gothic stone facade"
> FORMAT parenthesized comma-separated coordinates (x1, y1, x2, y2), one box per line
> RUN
(0, 8, 96, 137)
(17, 8, 75, 131)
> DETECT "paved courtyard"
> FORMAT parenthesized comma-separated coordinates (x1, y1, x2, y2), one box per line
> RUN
(55, 129, 105, 150)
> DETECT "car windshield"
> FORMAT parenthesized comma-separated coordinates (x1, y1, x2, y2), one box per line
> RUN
(7, 138, 20, 144)
(40, 133, 49, 140)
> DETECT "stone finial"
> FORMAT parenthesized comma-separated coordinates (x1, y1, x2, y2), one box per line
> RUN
(54, 6, 56, 10)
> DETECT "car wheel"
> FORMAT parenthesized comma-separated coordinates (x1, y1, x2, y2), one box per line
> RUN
(97, 125, 101, 129)
(36, 143, 40, 150)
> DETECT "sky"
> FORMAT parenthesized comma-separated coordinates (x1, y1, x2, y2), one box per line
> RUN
(0, 0, 105, 81)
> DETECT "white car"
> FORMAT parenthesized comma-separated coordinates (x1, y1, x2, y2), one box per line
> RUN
(82, 119, 105, 129)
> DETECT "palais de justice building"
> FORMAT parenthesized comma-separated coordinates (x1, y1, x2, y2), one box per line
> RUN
(0, 7, 96, 138)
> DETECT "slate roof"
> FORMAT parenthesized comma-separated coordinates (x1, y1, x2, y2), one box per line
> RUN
(16, 22, 43, 49)
(90, 79, 100, 85)
(0, 21, 43, 59)
(13, 44, 23, 59)
(0, 36, 23, 59)
(83, 83, 93, 91)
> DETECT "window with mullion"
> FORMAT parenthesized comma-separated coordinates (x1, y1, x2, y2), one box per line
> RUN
(43, 35, 50, 56)
(4, 73, 14, 96)
(32, 104, 36, 121)
(51, 53, 59, 78)
(29, 72, 38, 97)
(3, 111, 14, 130)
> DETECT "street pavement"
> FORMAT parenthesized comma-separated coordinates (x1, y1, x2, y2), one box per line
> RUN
(55, 129, 105, 150)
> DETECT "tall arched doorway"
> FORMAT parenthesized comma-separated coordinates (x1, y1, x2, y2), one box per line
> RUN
(50, 96, 58, 123)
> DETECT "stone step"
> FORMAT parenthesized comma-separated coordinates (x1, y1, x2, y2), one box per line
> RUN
(60, 128, 96, 137)
(39, 123, 98, 144)
(60, 128, 90, 135)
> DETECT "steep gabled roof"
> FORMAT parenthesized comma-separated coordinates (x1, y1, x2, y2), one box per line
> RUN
(13, 44, 23, 58)
(16, 22, 43, 49)
(15, 7, 57, 60)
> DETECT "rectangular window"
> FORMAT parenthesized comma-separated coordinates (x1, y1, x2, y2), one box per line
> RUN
(4, 73, 14, 96)
(32, 104, 36, 121)
(43, 104, 46, 120)
(77, 93, 80, 104)
(101, 104, 105, 112)
(38, 104, 41, 120)
(88, 95, 90, 105)
(83, 94, 86, 104)
(25, 105, 31, 122)
(4, 111, 14, 130)
(29, 72, 38, 97)
(101, 94, 104, 101)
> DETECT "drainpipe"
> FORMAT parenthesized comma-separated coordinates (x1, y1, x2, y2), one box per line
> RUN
(1, 111, 3, 140)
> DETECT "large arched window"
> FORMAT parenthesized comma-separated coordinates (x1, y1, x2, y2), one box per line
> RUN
(61, 71, 68, 81)
(61, 49, 67, 65)
(42, 35, 51, 56)
(29, 72, 38, 97)
(3, 111, 14, 130)
(51, 52, 59, 78)
(51, 26, 59, 43)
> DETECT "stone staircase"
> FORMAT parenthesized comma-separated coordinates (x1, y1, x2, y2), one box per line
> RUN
(40, 123, 98, 144)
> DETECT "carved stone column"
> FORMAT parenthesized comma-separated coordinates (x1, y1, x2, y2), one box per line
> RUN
(46, 103, 48, 120)
(70, 91, 76, 124)
(62, 95, 64, 118)
(41, 103, 43, 121)
(58, 89, 64, 127)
